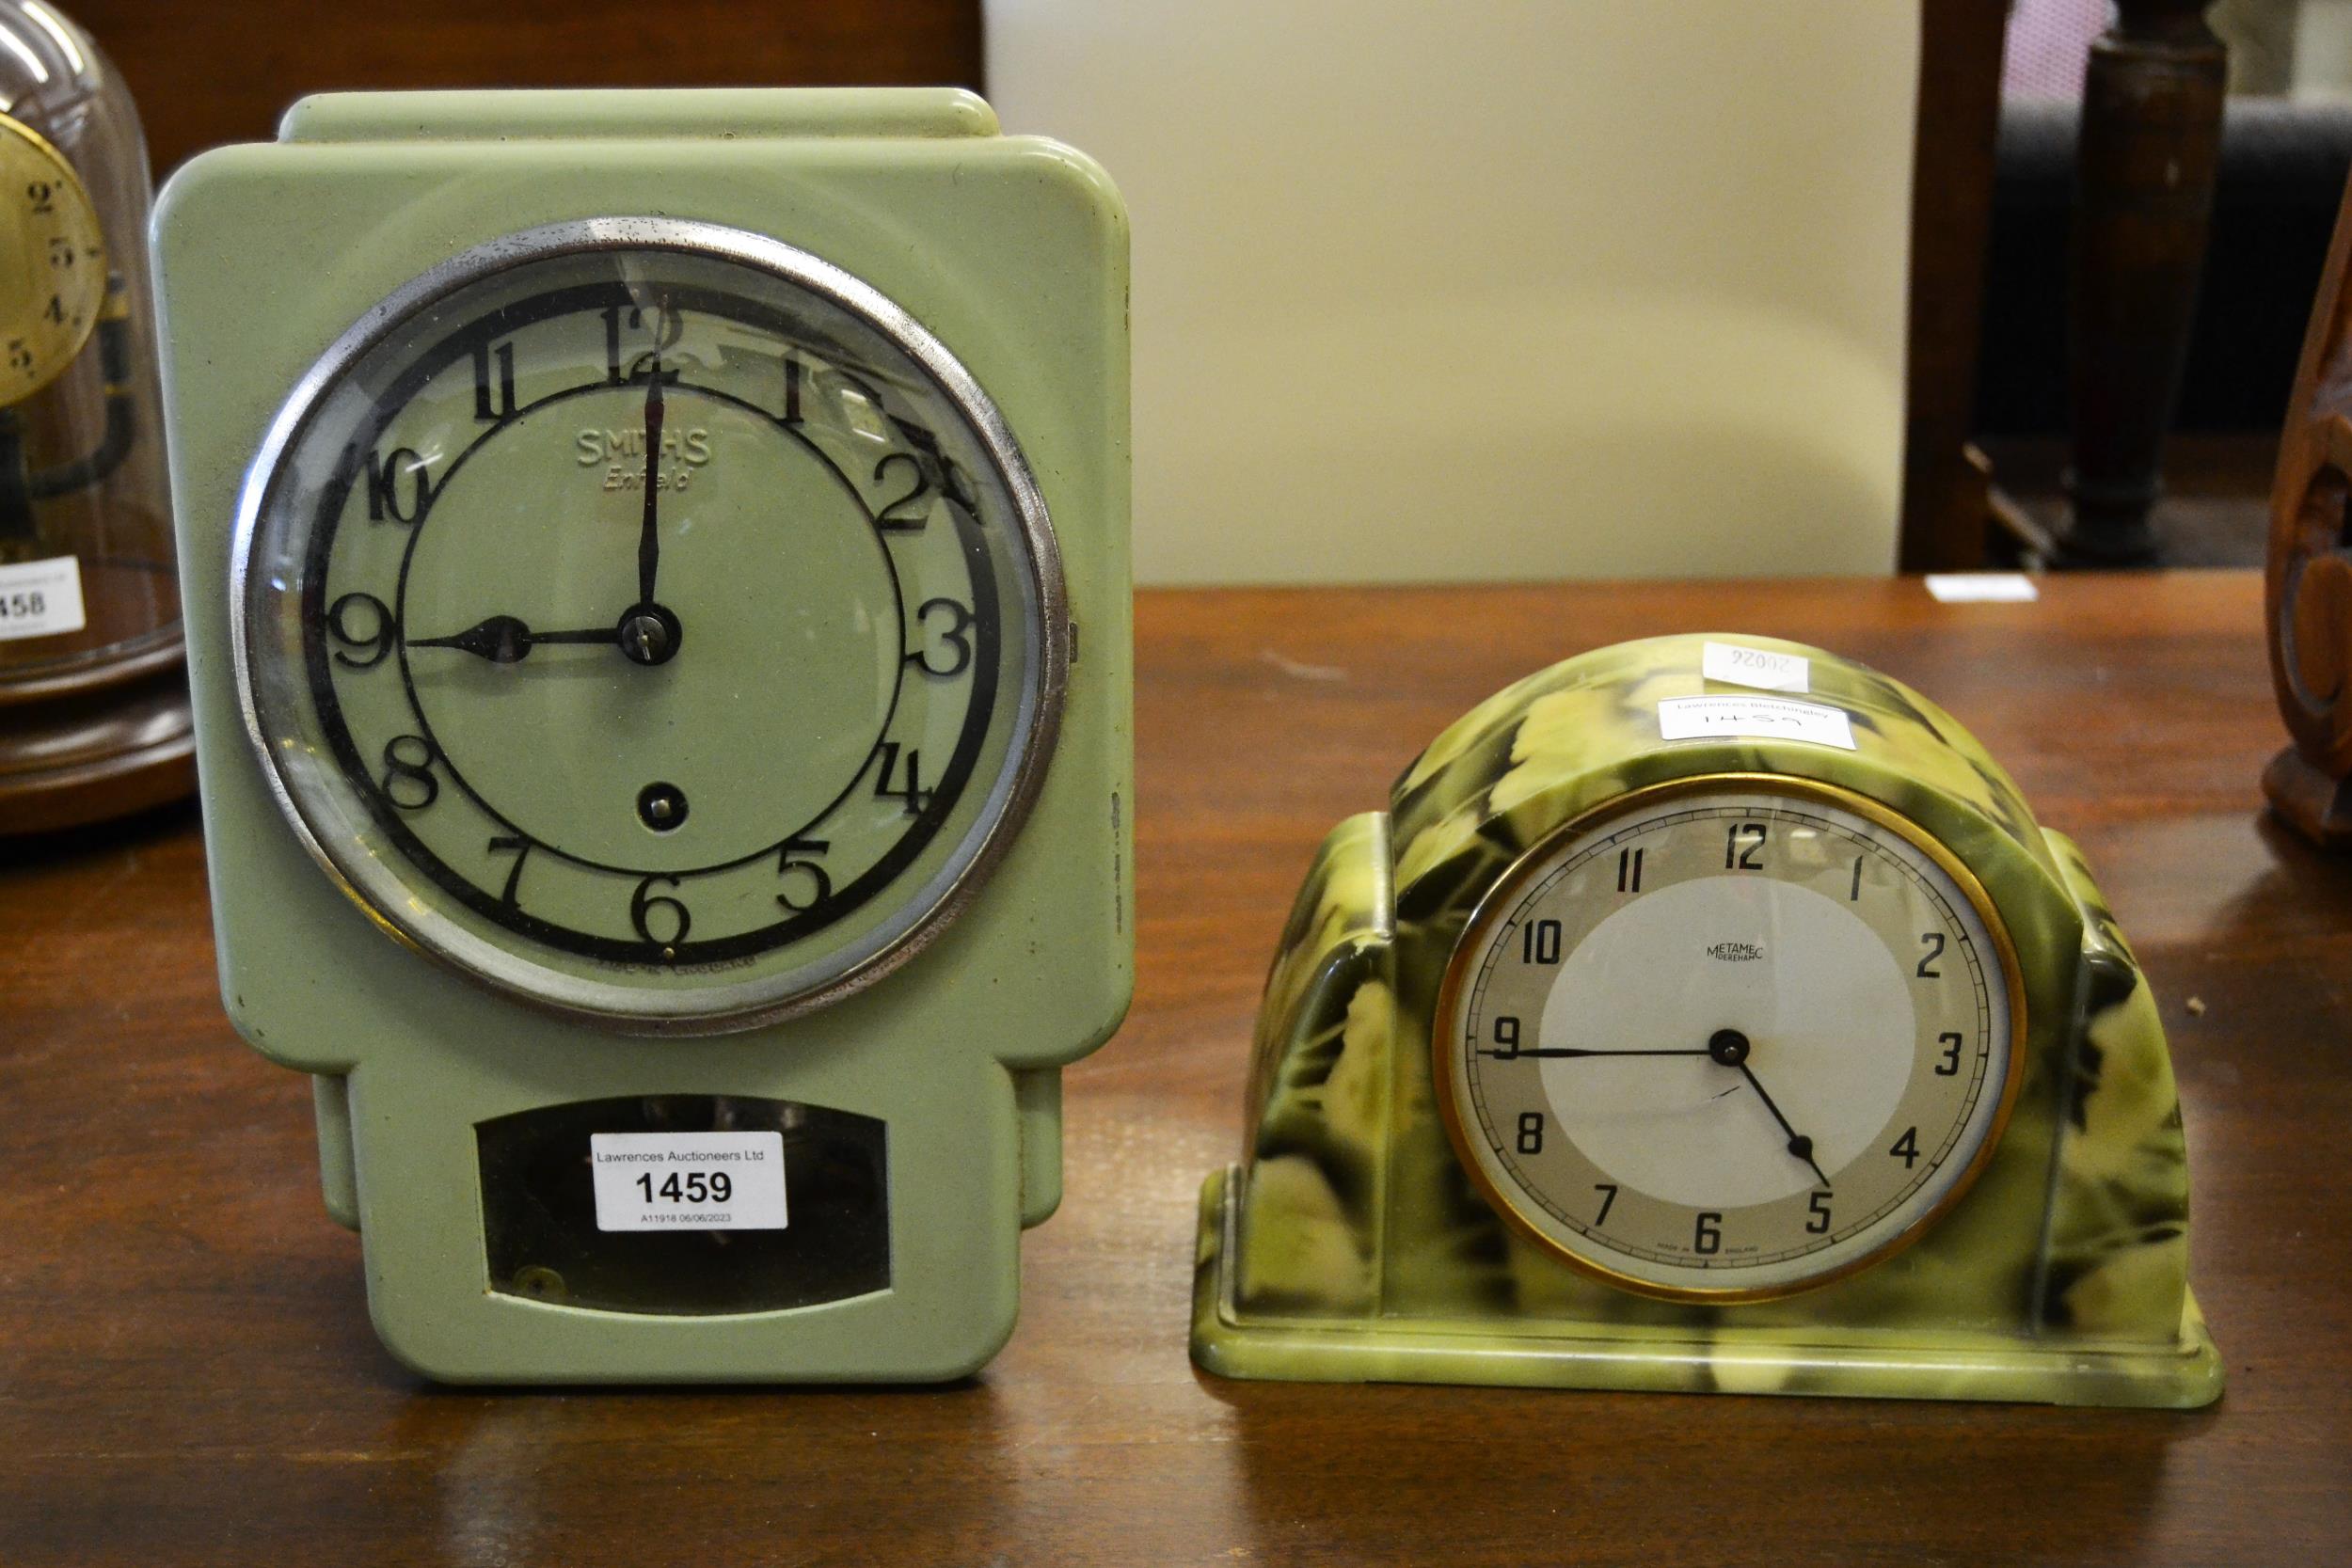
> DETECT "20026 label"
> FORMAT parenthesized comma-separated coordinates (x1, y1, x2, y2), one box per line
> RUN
(588, 1130, 788, 1231)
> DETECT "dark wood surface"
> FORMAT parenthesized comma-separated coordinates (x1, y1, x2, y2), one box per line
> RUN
(70, 0, 983, 177)
(3, 573, 2347, 1565)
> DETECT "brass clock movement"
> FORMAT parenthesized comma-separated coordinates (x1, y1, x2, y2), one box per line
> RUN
(152, 89, 1130, 1382)
(1194, 635, 2219, 1407)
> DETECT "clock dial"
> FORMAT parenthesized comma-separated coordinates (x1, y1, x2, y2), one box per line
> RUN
(1436, 779, 2025, 1300)
(234, 220, 1062, 1031)
(0, 114, 104, 403)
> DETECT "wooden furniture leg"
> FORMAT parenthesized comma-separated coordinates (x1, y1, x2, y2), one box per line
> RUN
(2060, 0, 2227, 566)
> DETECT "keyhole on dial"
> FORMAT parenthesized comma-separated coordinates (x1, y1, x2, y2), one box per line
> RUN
(637, 781, 689, 832)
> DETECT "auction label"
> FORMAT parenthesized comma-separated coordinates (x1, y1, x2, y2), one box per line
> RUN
(589, 1131, 787, 1231)
(1658, 694, 1856, 751)
(0, 555, 87, 641)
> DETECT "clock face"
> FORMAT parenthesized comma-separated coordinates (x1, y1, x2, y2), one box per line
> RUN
(234, 219, 1063, 1032)
(0, 114, 104, 403)
(1435, 779, 2024, 1300)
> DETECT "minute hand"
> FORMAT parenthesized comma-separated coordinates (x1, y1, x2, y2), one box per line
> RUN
(1479, 1047, 1716, 1059)
(637, 355, 665, 605)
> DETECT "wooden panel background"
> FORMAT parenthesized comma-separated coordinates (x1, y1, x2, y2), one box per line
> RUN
(70, 0, 984, 176)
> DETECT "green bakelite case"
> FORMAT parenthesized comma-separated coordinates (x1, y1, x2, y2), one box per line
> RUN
(152, 89, 1131, 1383)
(1193, 634, 2221, 1407)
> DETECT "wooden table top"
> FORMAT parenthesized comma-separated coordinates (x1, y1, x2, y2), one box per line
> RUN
(4, 570, 2345, 1566)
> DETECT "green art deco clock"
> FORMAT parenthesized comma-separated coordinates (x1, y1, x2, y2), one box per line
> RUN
(1193, 635, 2220, 1407)
(151, 89, 1129, 1383)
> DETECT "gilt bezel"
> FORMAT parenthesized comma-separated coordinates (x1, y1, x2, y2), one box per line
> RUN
(1431, 773, 2030, 1304)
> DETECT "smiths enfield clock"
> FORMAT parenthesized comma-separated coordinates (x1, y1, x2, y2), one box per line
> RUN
(152, 89, 1130, 1382)
(1193, 634, 2219, 1407)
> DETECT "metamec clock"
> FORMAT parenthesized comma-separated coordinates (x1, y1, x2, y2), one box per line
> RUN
(153, 89, 1131, 1383)
(1192, 634, 2220, 1407)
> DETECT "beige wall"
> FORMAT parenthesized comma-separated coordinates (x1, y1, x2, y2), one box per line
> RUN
(988, 2, 1919, 585)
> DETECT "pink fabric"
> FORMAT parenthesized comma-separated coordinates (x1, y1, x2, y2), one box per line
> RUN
(2003, 0, 2107, 100)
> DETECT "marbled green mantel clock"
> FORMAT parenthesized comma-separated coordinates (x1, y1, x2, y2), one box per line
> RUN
(151, 89, 1129, 1383)
(1194, 635, 2220, 1407)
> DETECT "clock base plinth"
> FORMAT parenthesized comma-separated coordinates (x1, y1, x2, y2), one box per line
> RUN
(1190, 1168, 2224, 1410)
(2262, 746, 2352, 851)
(0, 647, 197, 835)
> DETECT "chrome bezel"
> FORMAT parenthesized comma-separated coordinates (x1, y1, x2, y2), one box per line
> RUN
(229, 217, 1069, 1036)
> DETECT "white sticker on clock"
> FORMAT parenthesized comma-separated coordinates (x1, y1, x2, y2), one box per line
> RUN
(1701, 641, 1809, 692)
(0, 555, 87, 641)
(589, 1131, 787, 1231)
(1658, 694, 1857, 751)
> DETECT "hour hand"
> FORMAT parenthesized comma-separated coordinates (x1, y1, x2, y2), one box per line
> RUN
(407, 613, 615, 663)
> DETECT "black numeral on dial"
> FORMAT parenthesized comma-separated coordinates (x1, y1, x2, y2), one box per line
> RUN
(1487, 1016, 1521, 1059)
(364, 447, 434, 524)
(471, 339, 516, 420)
(774, 836, 833, 913)
(908, 597, 976, 677)
(875, 742, 933, 816)
(326, 592, 394, 669)
(1724, 822, 1766, 870)
(630, 874, 691, 947)
(873, 452, 932, 531)
(1889, 1126, 1920, 1168)
(1934, 1031, 1963, 1076)
(380, 735, 438, 810)
(1916, 931, 1946, 978)
(1515, 1112, 1545, 1155)
(486, 835, 532, 906)
(1694, 1212, 1723, 1254)
(1519, 919, 1562, 965)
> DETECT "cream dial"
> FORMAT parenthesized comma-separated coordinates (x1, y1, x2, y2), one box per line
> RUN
(1437, 780, 2024, 1300)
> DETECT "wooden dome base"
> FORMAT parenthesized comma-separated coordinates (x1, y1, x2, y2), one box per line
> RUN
(2264, 745, 2352, 851)
(0, 647, 196, 836)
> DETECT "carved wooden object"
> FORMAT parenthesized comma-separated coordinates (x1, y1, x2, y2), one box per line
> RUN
(2265, 169, 2352, 848)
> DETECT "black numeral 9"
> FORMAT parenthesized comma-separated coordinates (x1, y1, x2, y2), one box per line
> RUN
(326, 592, 394, 669)
(1489, 1016, 1521, 1059)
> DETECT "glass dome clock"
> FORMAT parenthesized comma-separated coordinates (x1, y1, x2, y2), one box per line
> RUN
(0, 0, 189, 833)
